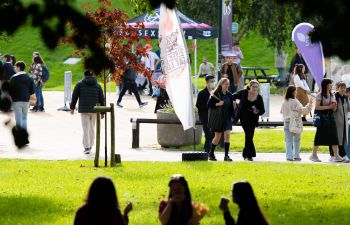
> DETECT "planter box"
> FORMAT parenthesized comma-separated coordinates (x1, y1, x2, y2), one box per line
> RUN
(157, 110, 203, 148)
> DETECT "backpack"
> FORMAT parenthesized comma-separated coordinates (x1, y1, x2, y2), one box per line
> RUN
(42, 66, 50, 82)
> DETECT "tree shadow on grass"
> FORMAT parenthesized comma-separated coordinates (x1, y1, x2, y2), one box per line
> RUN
(0, 195, 65, 225)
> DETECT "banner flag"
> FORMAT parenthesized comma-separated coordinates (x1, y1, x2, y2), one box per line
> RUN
(292, 23, 325, 87)
(159, 3, 195, 130)
(221, 0, 233, 56)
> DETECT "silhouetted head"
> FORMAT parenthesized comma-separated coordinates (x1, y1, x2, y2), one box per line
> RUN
(10, 55, 16, 65)
(86, 177, 119, 209)
(232, 181, 269, 225)
(84, 69, 93, 77)
(3, 54, 11, 62)
(15, 61, 26, 72)
(167, 174, 193, 225)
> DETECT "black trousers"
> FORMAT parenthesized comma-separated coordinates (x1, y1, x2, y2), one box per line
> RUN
(117, 82, 141, 104)
(241, 120, 256, 158)
(200, 116, 213, 152)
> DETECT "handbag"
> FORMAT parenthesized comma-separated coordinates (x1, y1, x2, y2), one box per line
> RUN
(313, 95, 332, 127)
(29, 94, 36, 107)
(289, 109, 303, 134)
(207, 94, 223, 130)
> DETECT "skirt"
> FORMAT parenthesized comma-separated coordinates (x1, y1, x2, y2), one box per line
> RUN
(296, 87, 309, 106)
(314, 114, 339, 146)
(212, 118, 232, 133)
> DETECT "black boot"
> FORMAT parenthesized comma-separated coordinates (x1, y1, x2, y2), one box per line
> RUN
(224, 142, 232, 161)
(209, 143, 217, 161)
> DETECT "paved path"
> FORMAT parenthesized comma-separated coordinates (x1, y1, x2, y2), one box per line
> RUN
(0, 91, 344, 164)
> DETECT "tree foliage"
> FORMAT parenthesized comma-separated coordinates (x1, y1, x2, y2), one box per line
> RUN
(60, 0, 150, 80)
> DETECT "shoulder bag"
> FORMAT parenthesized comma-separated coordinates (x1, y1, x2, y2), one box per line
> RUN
(289, 101, 303, 133)
(313, 96, 332, 127)
(207, 94, 223, 130)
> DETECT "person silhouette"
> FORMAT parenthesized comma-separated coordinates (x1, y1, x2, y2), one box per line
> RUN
(219, 180, 269, 225)
(74, 176, 132, 225)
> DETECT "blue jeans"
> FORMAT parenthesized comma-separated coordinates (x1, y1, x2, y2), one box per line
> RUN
(277, 67, 286, 81)
(35, 84, 44, 109)
(346, 125, 350, 158)
(13, 101, 29, 131)
(284, 122, 301, 160)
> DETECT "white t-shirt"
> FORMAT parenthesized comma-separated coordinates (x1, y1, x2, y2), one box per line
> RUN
(141, 51, 159, 71)
(294, 75, 310, 92)
(199, 62, 214, 75)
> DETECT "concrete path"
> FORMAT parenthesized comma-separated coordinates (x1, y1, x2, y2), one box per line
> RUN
(0, 91, 344, 164)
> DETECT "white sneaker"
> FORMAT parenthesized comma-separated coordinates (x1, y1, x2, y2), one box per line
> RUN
(333, 155, 345, 162)
(329, 156, 334, 162)
(309, 154, 321, 162)
(343, 156, 350, 163)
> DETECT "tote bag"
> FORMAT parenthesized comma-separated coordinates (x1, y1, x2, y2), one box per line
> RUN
(207, 94, 223, 131)
(289, 109, 303, 134)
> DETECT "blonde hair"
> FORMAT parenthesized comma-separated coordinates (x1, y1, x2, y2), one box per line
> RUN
(246, 80, 259, 90)
(213, 78, 230, 94)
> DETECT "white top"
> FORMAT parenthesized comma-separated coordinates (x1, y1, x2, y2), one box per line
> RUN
(280, 98, 312, 122)
(199, 62, 214, 75)
(294, 75, 310, 92)
(141, 51, 160, 71)
(232, 49, 243, 64)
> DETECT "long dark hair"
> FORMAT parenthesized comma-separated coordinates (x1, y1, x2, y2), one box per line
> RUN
(168, 175, 193, 225)
(33, 56, 44, 65)
(233, 181, 269, 225)
(86, 177, 119, 209)
(285, 86, 296, 100)
(294, 64, 306, 80)
(320, 78, 333, 98)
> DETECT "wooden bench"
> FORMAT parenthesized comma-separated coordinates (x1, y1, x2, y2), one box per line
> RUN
(130, 118, 314, 149)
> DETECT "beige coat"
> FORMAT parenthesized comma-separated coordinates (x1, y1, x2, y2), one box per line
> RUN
(334, 94, 350, 145)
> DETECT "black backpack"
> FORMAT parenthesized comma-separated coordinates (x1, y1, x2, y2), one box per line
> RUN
(42, 66, 50, 82)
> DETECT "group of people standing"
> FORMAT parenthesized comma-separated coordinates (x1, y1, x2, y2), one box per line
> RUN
(74, 175, 269, 225)
(0, 52, 49, 140)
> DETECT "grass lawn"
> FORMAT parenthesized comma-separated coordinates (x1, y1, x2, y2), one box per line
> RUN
(0, 160, 350, 225)
(181, 128, 331, 153)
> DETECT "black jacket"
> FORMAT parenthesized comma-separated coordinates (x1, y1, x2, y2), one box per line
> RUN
(232, 89, 265, 126)
(122, 67, 137, 84)
(289, 54, 309, 74)
(70, 76, 105, 113)
(196, 87, 211, 121)
(9, 72, 35, 102)
(1, 62, 16, 80)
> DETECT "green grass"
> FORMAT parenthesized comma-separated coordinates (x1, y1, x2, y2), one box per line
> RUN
(0, 0, 296, 91)
(0, 160, 350, 225)
(181, 128, 331, 153)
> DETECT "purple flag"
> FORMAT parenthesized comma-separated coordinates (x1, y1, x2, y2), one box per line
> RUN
(221, 0, 233, 56)
(292, 23, 325, 87)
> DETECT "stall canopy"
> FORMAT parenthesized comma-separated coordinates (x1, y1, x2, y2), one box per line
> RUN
(128, 8, 217, 39)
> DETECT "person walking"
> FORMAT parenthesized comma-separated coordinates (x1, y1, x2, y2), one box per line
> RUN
(196, 74, 215, 153)
(207, 78, 234, 161)
(141, 44, 160, 96)
(9, 61, 35, 133)
(30, 55, 45, 112)
(221, 53, 242, 93)
(116, 64, 147, 108)
(74, 176, 132, 225)
(219, 180, 269, 225)
(158, 174, 208, 225)
(311, 78, 343, 162)
(70, 69, 105, 154)
(198, 57, 214, 77)
(275, 41, 288, 82)
(233, 80, 265, 161)
(293, 64, 310, 121)
(328, 81, 350, 162)
(281, 86, 313, 161)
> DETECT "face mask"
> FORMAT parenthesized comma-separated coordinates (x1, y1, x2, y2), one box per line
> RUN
(209, 82, 216, 89)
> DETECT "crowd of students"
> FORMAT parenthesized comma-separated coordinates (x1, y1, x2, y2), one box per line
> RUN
(0, 52, 49, 140)
(74, 175, 269, 225)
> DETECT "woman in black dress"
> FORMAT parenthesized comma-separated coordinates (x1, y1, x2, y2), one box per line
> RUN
(207, 78, 235, 161)
(233, 80, 265, 161)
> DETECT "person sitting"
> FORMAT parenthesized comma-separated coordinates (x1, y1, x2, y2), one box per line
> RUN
(74, 176, 132, 225)
(219, 180, 269, 225)
(198, 57, 214, 77)
(158, 174, 208, 225)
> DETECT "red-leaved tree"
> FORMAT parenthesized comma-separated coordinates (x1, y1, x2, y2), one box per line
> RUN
(60, 0, 151, 83)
